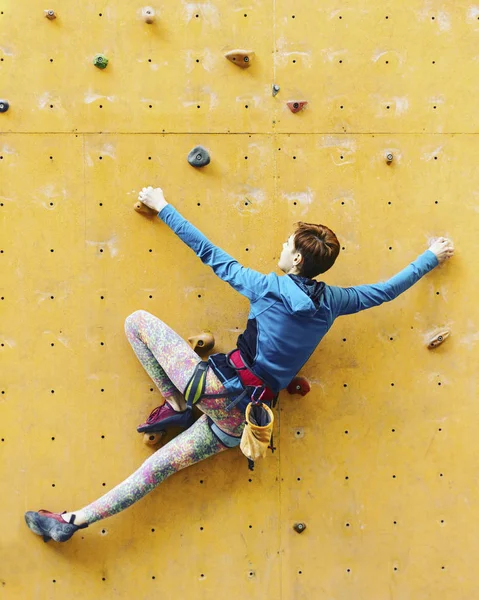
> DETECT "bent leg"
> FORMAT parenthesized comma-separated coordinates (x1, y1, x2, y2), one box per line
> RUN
(78, 415, 228, 525)
(124, 310, 244, 428)
(124, 309, 221, 399)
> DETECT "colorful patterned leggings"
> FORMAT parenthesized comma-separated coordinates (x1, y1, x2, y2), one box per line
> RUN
(80, 310, 245, 525)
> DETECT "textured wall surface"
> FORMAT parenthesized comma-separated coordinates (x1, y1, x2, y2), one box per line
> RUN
(0, 1, 474, 598)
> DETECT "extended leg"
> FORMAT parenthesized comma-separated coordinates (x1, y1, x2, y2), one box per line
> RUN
(78, 415, 227, 525)
(43, 415, 230, 533)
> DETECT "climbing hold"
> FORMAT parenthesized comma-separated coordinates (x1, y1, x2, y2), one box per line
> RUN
(188, 331, 215, 354)
(143, 431, 165, 446)
(287, 101, 308, 114)
(427, 330, 450, 349)
(224, 50, 255, 69)
(44, 9, 57, 20)
(142, 6, 156, 24)
(134, 201, 157, 215)
(386, 153, 394, 164)
(0, 100, 10, 113)
(272, 84, 281, 97)
(93, 54, 109, 69)
(287, 377, 311, 396)
(187, 146, 211, 168)
(293, 523, 307, 534)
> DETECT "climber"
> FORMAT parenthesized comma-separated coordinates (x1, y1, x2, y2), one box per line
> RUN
(24, 186, 454, 542)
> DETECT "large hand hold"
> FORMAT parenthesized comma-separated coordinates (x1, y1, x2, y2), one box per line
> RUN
(188, 331, 215, 354)
(188, 146, 211, 167)
(287, 376, 311, 396)
(225, 49, 255, 69)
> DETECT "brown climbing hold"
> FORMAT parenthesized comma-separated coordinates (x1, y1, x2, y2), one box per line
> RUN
(427, 330, 450, 349)
(142, 6, 156, 24)
(293, 522, 307, 534)
(386, 153, 394, 164)
(188, 331, 215, 354)
(287, 377, 311, 396)
(143, 431, 165, 446)
(225, 50, 255, 69)
(134, 201, 157, 215)
(44, 9, 57, 20)
(287, 101, 308, 114)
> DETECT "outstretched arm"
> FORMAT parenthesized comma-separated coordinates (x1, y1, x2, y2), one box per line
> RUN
(329, 238, 454, 317)
(137, 186, 272, 303)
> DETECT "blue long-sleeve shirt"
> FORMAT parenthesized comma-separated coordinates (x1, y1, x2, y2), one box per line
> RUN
(158, 204, 438, 403)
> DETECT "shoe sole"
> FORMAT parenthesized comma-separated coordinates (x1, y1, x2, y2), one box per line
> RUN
(137, 415, 195, 433)
(25, 512, 44, 536)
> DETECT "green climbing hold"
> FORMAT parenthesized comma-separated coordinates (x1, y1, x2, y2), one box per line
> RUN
(93, 54, 109, 69)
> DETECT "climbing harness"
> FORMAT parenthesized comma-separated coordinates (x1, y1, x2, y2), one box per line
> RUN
(183, 349, 278, 470)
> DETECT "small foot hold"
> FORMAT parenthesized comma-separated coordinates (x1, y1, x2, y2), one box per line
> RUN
(427, 329, 450, 349)
(93, 54, 109, 69)
(287, 101, 308, 114)
(293, 522, 307, 534)
(44, 9, 57, 20)
(286, 101, 308, 113)
(188, 331, 215, 353)
(0, 100, 9, 113)
(143, 431, 165, 446)
(225, 49, 255, 69)
(287, 377, 310, 396)
(142, 6, 156, 23)
(134, 201, 157, 215)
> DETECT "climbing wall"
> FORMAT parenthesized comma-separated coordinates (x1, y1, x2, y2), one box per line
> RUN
(1, 1, 475, 598)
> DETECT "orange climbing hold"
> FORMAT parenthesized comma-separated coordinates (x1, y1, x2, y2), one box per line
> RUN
(188, 331, 215, 354)
(143, 431, 165, 446)
(224, 50, 255, 69)
(134, 201, 157, 215)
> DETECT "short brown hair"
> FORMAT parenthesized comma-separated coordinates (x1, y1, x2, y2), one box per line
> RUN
(293, 222, 340, 278)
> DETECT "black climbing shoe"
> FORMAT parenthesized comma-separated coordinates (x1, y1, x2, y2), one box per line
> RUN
(24, 509, 88, 543)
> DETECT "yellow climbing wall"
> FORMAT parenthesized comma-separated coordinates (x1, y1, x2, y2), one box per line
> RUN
(1, 1, 475, 598)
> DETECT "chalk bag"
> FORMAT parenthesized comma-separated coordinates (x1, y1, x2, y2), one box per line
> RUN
(240, 400, 275, 471)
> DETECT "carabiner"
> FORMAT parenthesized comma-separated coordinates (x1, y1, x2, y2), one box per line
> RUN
(250, 385, 267, 404)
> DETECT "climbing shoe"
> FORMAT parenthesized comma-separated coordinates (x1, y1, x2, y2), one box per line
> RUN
(137, 401, 195, 433)
(24, 510, 88, 543)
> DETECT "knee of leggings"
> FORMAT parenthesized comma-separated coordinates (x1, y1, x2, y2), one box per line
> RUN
(124, 309, 149, 331)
